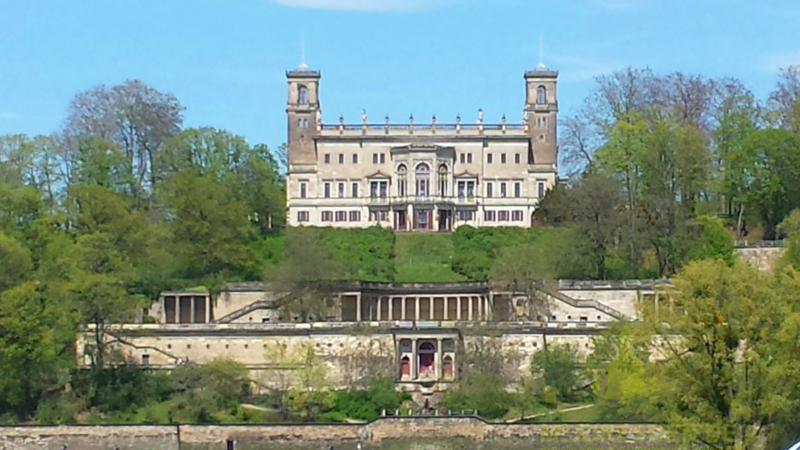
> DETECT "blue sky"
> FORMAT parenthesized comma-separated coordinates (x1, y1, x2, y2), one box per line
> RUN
(1, 0, 799, 153)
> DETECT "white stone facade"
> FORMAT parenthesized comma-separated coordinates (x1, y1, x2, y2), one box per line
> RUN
(284, 64, 560, 231)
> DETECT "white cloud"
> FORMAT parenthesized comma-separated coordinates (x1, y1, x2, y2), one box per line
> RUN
(266, 0, 453, 12)
(764, 51, 800, 73)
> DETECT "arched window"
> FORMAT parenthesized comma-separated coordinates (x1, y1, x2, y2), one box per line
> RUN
(397, 164, 407, 197)
(416, 163, 430, 197)
(418, 341, 436, 376)
(298, 85, 309, 105)
(437, 164, 448, 197)
(537, 86, 547, 105)
(400, 356, 410, 378)
(443, 355, 454, 379)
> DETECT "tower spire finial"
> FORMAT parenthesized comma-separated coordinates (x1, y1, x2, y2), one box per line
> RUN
(539, 32, 543, 66)
(297, 34, 309, 71)
(536, 32, 547, 71)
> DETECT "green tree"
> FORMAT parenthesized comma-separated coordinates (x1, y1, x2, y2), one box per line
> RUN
(686, 215, 735, 265)
(530, 344, 580, 402)
(742, 129, 800, 239)
(490, 242, 556, 322)
(640, 260, 800, 449)
(0, 282, 62, 420)
(444, 336, 517, 419)
(266, 227, 343, 322)
(160, 171, 255, 281)
(286, 343, 335, 421)
(0, 231, 32, 292)
(60, 233, 141, 372)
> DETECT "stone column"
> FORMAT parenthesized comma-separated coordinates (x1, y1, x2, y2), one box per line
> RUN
(190, 297, 196, 323)
(411, 338, 418, 379)
(176, 296, 181, 324)
(407, 205, 412, 231)
(377, 297, 382, 321)
(388, 298, 393, 321)
(436, 338, 443, 380)
(395, 338, 401, 380)
(468, 296, 474, 321)
(477, 296, 483, 320)
(161, 296, 166, 323)
(457, 297, 462, 321)
(488, 292, 494, 321)
(401, 297, 407, 321)
(654, 293, 659, 318)
(415, 298, 420, 321)
(205, 296, 211, 323)
(356, 294, 362, 322)
(433, 205, 439, 231)
(443, 298, 449, 321)
(429, 298, 434, 320)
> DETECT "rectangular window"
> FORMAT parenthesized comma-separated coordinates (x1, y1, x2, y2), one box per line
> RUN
(512, 211, 523, 221)
(338, 153, 344, 164)
(457, 181, 465, 198)
(352, 154, 358, 164)
(499, 211, 509, 221)
(458, 210, 474, 221)
(349, 211, 361, 222)
(370, 181, 388, 198)
(141, 354, 150, 366)
(460, 153, 466, 164)
(369, 211, 388, 221)
(486, 182, 493, 198)
(373, 153, 378, 164)
(321, 211, 332, 222)
(514, 182, 521, 198)
(467, 181, 475, 197)
(338, 182, 344, 198)
(300, 182, 307, 199)
(324, 182, 331, 198)
(487, 153, 493, 164)
(324, 154, 331, 164)
(538, 182, 545, 198)
(467, 153, 473, 163)
(501, 153, 507, 164)
(484, 210, 496, 221)
(379, 153, 386, 164)
(500, 182, 507, 198)
(335, 211, 347, 222)
(515, 153, 521, 164)
(297, 211, 310, 222)
(351, 182, 358, 198)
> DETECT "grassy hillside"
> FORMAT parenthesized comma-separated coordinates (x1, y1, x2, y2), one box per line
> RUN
(393, 232, 466, 283)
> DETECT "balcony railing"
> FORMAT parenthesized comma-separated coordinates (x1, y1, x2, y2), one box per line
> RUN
(367, 194, 482, 205)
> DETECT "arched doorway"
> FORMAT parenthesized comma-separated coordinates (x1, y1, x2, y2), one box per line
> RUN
(443, 355, 453, 379)
(418, 341, 436, 377)
(400, 356, 410, 378)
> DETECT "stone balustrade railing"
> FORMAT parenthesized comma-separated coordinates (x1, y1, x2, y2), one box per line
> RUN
(733, 240, 786, 248)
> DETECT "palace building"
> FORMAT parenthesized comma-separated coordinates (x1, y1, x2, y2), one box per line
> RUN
(285, 62, 560, 231)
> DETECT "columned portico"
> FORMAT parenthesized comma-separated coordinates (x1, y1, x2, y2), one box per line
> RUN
(360, 294, 492, 321)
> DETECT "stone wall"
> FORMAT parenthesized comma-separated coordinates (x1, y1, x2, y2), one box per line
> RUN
(0, 419, 689, 450)
(0, 425, 178, 450)
(735, 247, 784, 272)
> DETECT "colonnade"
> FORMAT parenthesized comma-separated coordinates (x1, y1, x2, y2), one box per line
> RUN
(358, 295, 493, 322)
(162, 294, 213, 324)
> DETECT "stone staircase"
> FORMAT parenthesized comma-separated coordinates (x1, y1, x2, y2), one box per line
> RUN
(543, 289, 628, 321)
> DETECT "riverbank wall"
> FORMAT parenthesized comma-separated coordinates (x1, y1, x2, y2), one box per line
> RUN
(0, 418, 696, 450)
